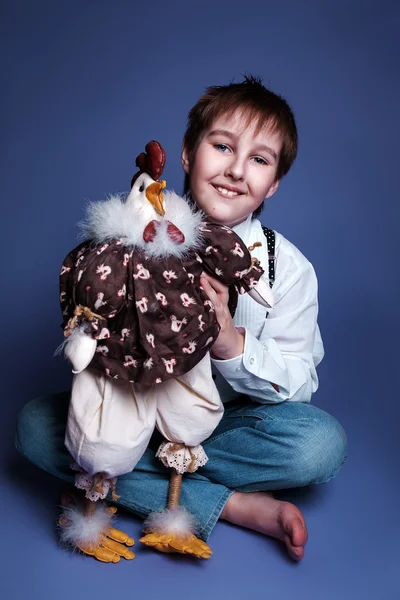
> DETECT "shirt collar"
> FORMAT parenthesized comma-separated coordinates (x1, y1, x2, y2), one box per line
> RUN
(232, 213, 254, 239)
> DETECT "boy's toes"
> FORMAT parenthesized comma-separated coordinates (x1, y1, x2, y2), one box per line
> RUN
(291, 517, 308, 546)
(287, 541, 305, 561)
(283, 515, 307, 561)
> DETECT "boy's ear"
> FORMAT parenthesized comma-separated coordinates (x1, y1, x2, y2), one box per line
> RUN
(265, 179, 280, 199)
(181, 145, 190, 174)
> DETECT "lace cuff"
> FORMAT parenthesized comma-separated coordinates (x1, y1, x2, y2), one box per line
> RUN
(71, 462, 117, 502)
(156, 442, 208, 474)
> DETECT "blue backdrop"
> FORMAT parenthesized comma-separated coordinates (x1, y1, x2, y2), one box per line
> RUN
(1, 1, 399, 598)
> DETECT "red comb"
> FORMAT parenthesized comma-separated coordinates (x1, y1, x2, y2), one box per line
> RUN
(131, 140, 166, 187)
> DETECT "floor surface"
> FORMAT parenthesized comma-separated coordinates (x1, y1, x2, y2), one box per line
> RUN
(2, 417, 396, 600)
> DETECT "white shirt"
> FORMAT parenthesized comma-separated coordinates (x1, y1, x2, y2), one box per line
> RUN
(212, 214, 324, 404)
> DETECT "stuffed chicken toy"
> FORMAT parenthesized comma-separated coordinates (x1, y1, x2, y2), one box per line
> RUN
(58, 141, 274, 562)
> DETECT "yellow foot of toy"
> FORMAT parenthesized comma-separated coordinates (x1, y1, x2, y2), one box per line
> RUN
(140, 532, 212, 559)
(59, 498, 135, 563)
(76, 528, 135, 563)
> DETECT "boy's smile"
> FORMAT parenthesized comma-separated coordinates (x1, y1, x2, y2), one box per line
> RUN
(182, 110, 283, 227)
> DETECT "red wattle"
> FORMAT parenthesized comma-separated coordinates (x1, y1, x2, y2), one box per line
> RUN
(166, 222, 185, 244)
(143, 220, 159, 242)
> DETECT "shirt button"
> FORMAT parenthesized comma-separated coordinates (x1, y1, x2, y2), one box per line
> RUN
(235, 367, 240, 372)
(249, 357, 255, 365)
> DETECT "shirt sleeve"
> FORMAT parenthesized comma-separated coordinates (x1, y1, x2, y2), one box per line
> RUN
(212, 259, 323, 404)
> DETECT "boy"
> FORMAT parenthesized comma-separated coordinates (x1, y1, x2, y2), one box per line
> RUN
(16, 75, 347, 561)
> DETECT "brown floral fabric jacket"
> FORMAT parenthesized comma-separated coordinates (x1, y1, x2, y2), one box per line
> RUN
(60, 221, 264, 385)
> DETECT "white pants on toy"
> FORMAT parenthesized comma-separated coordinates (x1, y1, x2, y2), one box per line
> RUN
(65, 353, 223, 499)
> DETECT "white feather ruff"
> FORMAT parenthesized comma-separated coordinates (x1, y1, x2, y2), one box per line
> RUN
(78, 191, 204, 259)
(53, 324, 89, 356)
(59, 501, 113, 547)
(143, 506, 197, 538)
(53, 338, 68, 357)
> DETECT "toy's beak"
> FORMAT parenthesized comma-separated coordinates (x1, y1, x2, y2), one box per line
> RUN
(146, 180, 166, 216)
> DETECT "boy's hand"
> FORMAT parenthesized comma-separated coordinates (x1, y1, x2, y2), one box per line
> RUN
(200, 273, 280, 393)
(200, 272, 244, 360)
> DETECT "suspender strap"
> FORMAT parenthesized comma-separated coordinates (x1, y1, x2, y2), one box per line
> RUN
(261, 224, 276, 289)
(227, 224, 275, 318)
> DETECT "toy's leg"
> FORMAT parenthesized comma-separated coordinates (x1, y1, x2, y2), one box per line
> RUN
(140, 356, 222, 559)
(65, 369, 157, 478)
(140, 448, 212, 558)
(60, 371, 158, 562)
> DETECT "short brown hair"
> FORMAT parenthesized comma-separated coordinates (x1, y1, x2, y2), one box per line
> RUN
(182, 75, 298, 217)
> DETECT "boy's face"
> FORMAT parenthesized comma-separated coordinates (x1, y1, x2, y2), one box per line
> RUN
(182, 109, 283, 227)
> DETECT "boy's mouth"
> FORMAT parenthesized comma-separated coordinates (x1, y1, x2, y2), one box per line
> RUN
(212, 184, 243, 198)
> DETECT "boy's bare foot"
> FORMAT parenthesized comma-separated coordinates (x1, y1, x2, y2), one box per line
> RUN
(220, 491, 308, 561)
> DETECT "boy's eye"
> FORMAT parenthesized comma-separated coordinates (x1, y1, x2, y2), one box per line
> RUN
(252, 156, 268, 166)
(214, 144, 230, 153)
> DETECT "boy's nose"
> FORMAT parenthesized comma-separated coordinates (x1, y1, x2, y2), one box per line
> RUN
(225, 157, 245, 181)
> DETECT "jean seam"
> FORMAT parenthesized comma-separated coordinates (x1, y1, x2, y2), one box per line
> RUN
(113, 495, 153, 520)
(115, 486, 233, 543)
(224, 410, 322, 423)
(205, 417, 320, 446)
(224, 413, 273, 421)
(254, 417, 319, 431)
(318, 447, 348, 484)
(197, 488, 234, 541)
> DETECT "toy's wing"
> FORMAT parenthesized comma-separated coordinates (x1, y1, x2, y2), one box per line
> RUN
(247, 277, 274, 308)
(197, 222, 273, 308)
(60, 241, 130, 339)
(60, 241, 89, 326)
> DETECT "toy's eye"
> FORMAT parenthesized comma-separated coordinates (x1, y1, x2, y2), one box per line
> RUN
(139, 184, 145, 192)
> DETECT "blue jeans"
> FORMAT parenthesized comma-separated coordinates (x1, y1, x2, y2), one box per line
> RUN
(15, 391, 347, 541)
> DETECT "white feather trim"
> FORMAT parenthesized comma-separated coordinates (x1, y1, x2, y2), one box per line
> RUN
(59, 501, 113, 548)
(143, 506, 197, 538)
(64, 329, 97, 373)
(78, 191, 204, 259)
(54, 325, 89, 357)
(53, 338, 68, 357)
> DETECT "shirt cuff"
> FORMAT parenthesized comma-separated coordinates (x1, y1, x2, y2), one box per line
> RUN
(211, 326, 247, 379)
(211, 326, 290, 393)
(211, 326, 260, 380)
